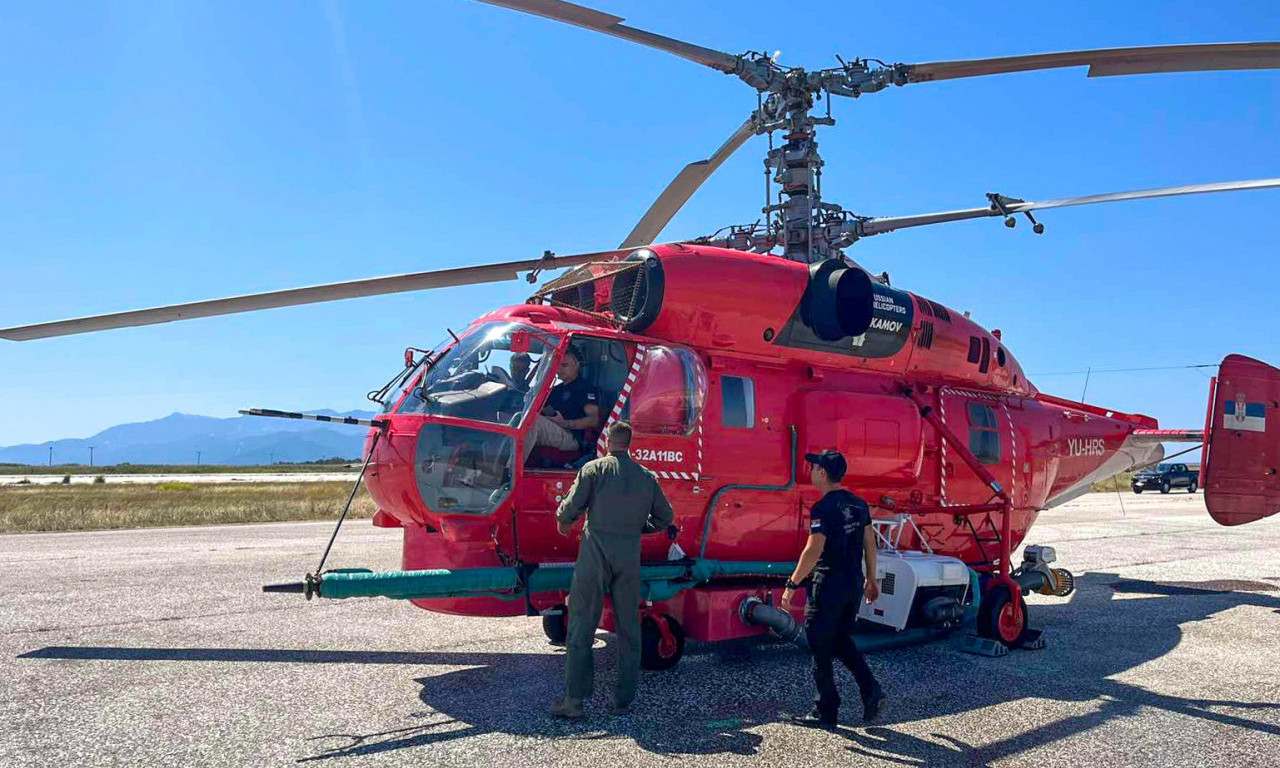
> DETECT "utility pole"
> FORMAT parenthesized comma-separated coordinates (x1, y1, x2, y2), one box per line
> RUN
(48, 446, 53, 466)
(269, 452, 274, 466)
(196, 450, 202, 466)
(89, 446, 94, 467)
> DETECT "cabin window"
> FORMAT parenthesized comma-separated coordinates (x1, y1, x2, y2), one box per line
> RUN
(979, 337, 991, 374)
(967, 402, 1001, 465)
(967, 337, 982, 364)
(721, 376, 756, 428)
(626, 346, 707, 435)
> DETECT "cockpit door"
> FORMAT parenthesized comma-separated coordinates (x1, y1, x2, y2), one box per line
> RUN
(610, 344, 708, 481)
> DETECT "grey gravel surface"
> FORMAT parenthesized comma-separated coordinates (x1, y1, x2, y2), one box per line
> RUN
(3, 492, 1279, 767)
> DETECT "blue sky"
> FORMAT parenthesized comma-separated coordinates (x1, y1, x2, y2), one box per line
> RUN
(1, 0, 1277, 448)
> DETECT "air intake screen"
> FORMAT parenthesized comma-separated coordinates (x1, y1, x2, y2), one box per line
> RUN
(916, 321, 935, 350)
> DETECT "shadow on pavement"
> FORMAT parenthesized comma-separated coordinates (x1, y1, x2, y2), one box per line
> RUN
(19, 573, 1280, 763)
(837, 573, 1280, 766)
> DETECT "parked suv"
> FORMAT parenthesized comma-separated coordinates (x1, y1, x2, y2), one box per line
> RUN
(1131, 463, 1198, 494)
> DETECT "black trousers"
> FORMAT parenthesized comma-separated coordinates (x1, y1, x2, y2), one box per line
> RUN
(805, 578, 879, 719)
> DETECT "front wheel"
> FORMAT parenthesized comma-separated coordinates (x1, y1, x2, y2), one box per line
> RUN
(977, 585, 1029, 646)
(1160, 480, 1171, 494)
(640, 614, 685, 671)
(542, 604, 568, 646)
(1132, 487, 1143, 494)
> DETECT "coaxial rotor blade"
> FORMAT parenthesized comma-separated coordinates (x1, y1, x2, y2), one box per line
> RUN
(620, 112, 760, 248)
(859, 177, 1280, 237)
(472, 0, 739, 73)
(904, 42, 1280, 83)
(0, 250, 624, 341)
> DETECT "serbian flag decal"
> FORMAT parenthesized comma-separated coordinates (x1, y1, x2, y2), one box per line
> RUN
(1224, 396, 1267, 432)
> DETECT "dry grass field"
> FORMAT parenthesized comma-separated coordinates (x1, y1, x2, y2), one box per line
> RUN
(0, 481, 376, 533)
(0, 470, 1171, 534)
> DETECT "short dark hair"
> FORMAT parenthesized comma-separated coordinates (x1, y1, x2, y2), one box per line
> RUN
(607, 420, 633, 448)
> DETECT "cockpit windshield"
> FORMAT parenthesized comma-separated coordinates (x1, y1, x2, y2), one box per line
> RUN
(397, 321, 559, 427)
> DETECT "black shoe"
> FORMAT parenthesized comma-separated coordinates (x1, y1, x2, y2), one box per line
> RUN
(862, 688, 886, 723)
(791, 711, 837, 729)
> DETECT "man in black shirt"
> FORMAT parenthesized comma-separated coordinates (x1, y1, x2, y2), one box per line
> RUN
(523, 348, 601, 463)
(782, 449, 885, 727)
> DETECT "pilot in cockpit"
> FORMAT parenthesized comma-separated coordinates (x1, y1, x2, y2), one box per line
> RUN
(523, 347, 600, 463)
(509, 352, 532, 393)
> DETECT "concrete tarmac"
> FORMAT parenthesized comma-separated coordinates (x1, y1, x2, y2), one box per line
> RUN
(3, 492, 1279, 767)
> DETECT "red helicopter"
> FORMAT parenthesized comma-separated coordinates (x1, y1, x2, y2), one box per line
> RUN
(5, 0, 1280, 669)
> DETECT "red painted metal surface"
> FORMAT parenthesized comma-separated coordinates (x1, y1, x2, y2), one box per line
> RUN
(348, 244, 1265, 640)
(1204, 355, 1280, 526)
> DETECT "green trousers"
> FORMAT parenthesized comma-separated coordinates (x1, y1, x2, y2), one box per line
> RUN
(565, 531, 642, 706)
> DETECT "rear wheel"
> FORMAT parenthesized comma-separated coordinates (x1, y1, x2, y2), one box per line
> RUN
(977, 585, 1029, 646)
(1132, 487, 1143, 494)
(1160, 480, 1171, 494)
(1188, 479, 1198, 493)
(640, 614, 685, 671)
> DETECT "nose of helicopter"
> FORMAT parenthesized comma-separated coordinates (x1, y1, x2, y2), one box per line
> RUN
(363, 416, 518, 526)
(362, 419, 428, 527)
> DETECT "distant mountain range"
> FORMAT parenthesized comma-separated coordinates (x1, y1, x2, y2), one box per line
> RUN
(0, 410, 377, 467)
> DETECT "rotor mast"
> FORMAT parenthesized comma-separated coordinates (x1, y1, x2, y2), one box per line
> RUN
(704, 56, 900, 263)
(765, 91, 830, 262)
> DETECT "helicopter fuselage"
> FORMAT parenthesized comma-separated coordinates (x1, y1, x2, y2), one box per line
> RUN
(362, 245, 1162, 628)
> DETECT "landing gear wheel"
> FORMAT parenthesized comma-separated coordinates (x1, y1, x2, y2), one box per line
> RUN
(1188, 480, 1198, 493)
(640, 614, 685, 671)
(542, 604, 568, 646)
(1160, 480, 1171, 494)
(977, 585, 1029, 646)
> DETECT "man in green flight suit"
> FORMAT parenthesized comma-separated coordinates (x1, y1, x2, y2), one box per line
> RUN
(551, 420, 675, 719)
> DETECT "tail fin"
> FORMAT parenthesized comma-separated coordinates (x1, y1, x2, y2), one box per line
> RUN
(1204, 354, 1280, 526)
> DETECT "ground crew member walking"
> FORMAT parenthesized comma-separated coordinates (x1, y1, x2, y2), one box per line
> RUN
(551, 421, 675, 719)
(782, 449, 886, 727)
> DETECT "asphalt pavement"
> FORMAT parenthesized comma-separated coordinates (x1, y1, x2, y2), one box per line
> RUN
(3, 492, 1279, 767)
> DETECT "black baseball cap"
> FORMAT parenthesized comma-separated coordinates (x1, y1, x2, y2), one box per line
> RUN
(804, 449, 847, 482)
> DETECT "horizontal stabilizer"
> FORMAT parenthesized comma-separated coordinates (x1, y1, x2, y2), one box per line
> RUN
(1204, 354, 1280, 525)
(1131, 429, 1204, 443)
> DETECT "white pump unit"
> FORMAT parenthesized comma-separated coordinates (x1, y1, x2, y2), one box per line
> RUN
(858, 515, 972, 630)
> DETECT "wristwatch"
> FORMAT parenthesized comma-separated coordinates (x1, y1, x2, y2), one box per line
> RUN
(784, 579, 801, 590)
